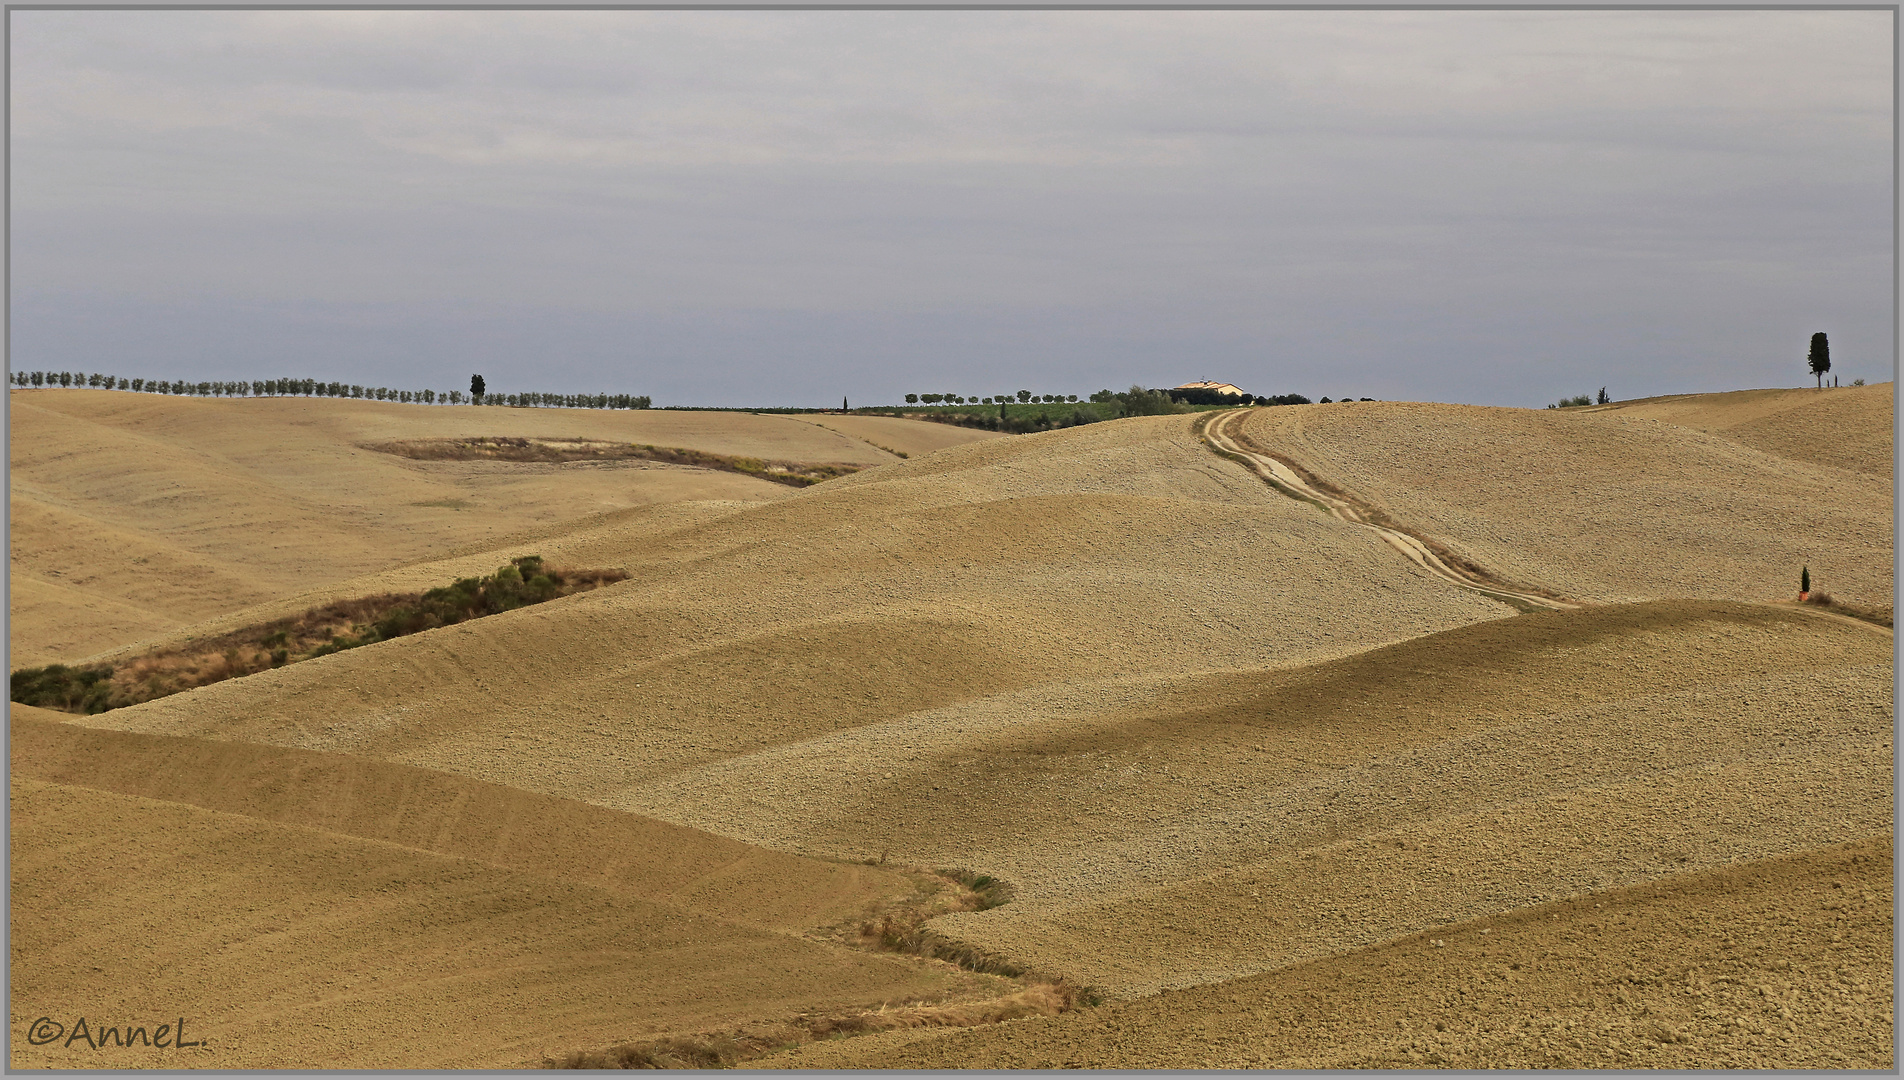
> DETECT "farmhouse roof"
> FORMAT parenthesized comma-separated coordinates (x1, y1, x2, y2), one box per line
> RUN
(1174, 380, 1247, 396)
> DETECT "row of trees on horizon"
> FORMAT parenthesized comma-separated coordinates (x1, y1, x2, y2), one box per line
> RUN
(9, 370, 652, 411)
(909, 387, 1323, 408)
(908, 390, 1084, 405)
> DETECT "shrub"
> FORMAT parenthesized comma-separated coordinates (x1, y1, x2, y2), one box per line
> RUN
(11, 664, 117, 713)
(1116, 385, 1190, 416)
(11, 557, 627, 716)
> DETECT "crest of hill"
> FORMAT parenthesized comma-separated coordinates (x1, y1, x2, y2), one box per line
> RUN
(1604, 383, 1892, 479)
(7, 391, 988, 666)
(781, 412, 1009, 457)
(1237, 397, 1892, 609)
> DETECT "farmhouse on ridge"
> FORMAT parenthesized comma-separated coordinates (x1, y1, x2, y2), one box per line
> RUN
(1174, 380, 1248, 397)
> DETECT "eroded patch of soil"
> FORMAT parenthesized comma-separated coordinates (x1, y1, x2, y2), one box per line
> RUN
(364, 436, 862, 487)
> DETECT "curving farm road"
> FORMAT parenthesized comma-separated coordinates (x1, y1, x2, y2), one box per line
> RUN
(1202, 408, 1576, 612)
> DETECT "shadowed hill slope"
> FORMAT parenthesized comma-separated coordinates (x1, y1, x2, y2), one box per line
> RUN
(763, 834, 1892, 1069)
(1236, 398, 1892, 609)
(602, 600, 1891, 999)
(9, 708, 913, 934)
(8, 772, 1002, 1070)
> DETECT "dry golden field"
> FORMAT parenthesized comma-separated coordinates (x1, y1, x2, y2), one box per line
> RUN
(8, 385, 1893, 1068)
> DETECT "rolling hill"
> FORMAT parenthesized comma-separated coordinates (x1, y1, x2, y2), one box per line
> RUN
(10, 385, 1892, 1068)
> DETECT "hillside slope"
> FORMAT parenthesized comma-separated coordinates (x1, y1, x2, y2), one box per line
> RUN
(611, 600, 1892, 999)
(9, 709, 914, 934)
(12, 390, 1892, 1070)
(75, 415, 1510, 805)
(1606, 383, 1892, 479)
(9, 775, 1000, 1069)
(8, 707, 1020, 1069)
(8, 390, 999, 666)
(766, 834, 1893, 1069)
(1236, 398, 1892, 609)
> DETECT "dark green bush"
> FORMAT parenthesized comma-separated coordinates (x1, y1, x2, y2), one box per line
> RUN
(11, 664, 117, 714)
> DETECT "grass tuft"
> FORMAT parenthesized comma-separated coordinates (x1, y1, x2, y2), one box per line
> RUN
(544, 1034, 751, 1070)
(541, 984, 1093, 1069)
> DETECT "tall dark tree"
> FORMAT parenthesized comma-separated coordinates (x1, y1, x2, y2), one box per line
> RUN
(470, 374, 485, 403)
(1808, 332, 1830, 388)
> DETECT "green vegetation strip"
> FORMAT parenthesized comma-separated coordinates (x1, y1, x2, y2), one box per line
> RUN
(10, 556, 627, 715)
(364, 436, 860, 486)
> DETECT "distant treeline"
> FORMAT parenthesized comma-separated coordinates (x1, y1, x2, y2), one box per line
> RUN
(9, 371, 651, 411)
(908, 386, 1322, 409)
(898, 385, 1333, 435)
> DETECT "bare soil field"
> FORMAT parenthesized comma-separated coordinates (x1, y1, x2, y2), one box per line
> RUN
(1606, 383, 1893, 480)
(781, 412, 1006, 458)
(8, 390, 999, 666)
(769, 834, 1893, 1069)
(9, 387, 1892, 1069)
(1236, 392, 1893, 610)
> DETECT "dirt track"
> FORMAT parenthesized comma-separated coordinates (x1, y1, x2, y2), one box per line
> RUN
(1203, 409, 1572, 610)
(1234, 394, 1892, 610)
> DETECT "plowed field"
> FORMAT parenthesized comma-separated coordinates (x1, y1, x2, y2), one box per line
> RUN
(10, 385, 1891, 1068)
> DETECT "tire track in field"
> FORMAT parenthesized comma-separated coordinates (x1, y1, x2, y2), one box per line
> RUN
(1201, 408, 1576, 612)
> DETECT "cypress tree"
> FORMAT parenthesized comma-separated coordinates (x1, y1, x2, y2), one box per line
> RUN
(1808, 332, 1831, 388)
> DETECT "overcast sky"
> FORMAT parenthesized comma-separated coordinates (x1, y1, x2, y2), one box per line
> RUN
(8, 8, 1894, 408)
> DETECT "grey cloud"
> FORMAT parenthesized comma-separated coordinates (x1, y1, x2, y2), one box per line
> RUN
(7, 8, 1892, 407)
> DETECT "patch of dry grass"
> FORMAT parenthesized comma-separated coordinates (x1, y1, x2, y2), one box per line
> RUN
(847, 867, 1030, 979)
(543, 984, 1086, 1069)
(1799, 592, 1894, 627)
(540, 863, 1088, 1069)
